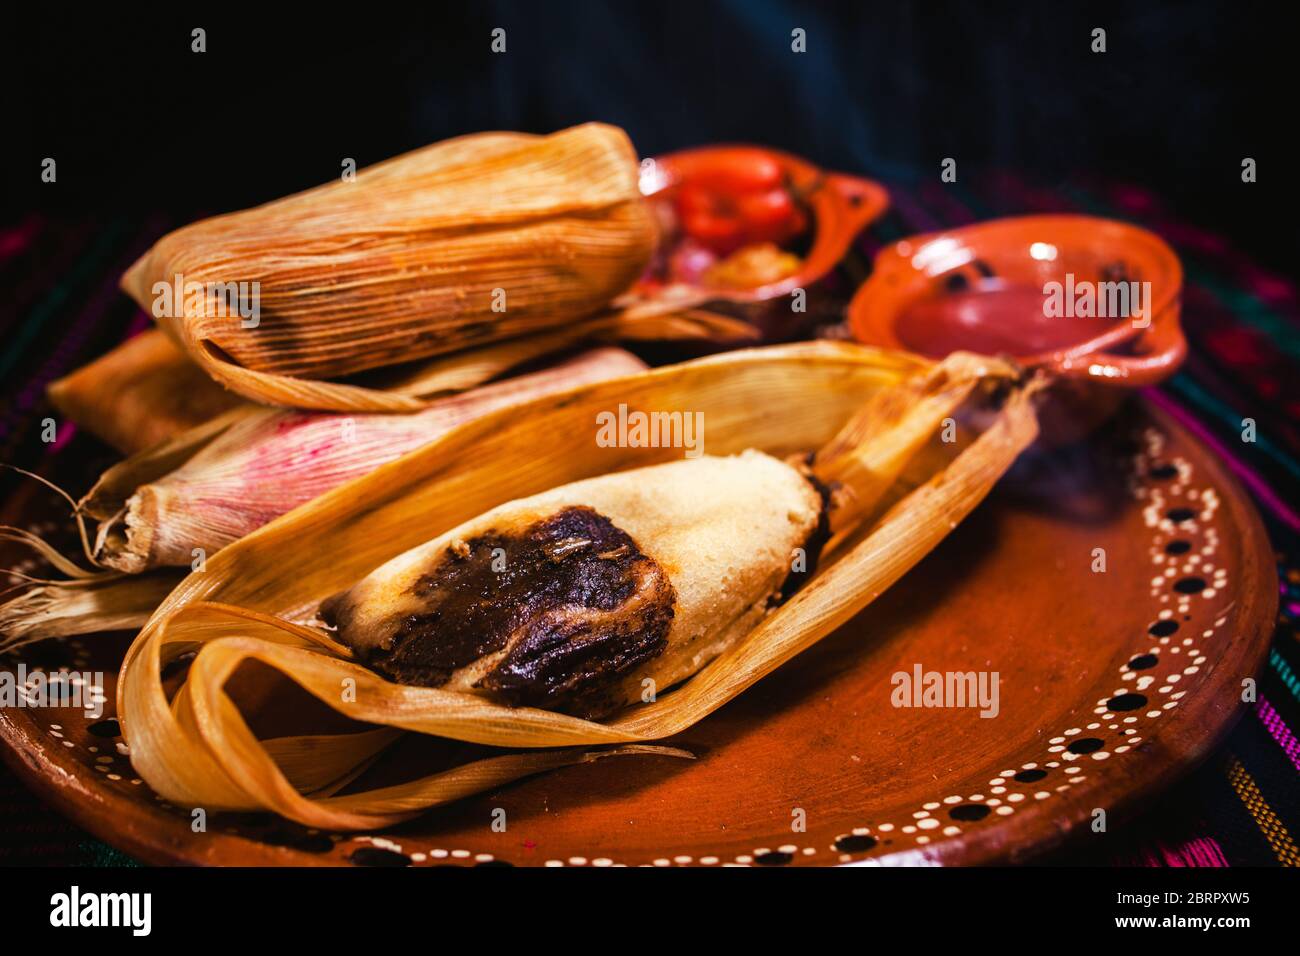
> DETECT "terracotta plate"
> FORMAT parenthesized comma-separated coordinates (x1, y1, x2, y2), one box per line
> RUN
(0, 398, 1276, 866)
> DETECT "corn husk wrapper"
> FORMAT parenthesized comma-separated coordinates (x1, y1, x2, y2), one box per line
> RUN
(83, 347, 648, 573)
(121, 123, 665, 411)
(47, 330, 241, 453)
(0, 571, 184, 648)
(115, 342, 1038, 829)
(0, 348, 649, 647)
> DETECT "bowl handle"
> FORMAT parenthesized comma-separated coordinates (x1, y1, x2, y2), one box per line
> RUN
(1040, 310, 1187, 386)
(819, 174, 891, 246)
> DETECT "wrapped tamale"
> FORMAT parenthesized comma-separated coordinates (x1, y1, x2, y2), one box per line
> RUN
(321, 450, 826, 718)
(85, 348, 647, 572)
(0, 350, 647, 649)
(47, 329, 240, 453)
(120, 123, 657, 409)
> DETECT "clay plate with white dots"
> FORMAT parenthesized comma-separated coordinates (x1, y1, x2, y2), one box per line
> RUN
(0, 399, 1277, 866)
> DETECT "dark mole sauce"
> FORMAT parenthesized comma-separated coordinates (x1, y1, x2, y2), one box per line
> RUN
(365, 506, 674, 718)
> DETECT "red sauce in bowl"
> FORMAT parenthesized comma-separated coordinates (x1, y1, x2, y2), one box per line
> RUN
(895, 280, 1123, 359)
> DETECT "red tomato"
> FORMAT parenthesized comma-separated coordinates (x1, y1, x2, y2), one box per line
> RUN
(673, 183, 742, 254)
(682, 211, 745, 255)
(735, 188, 805, 243)
(668, 148, 783, 194)
(665, 151, 807, 256)
(674, 183, 730, 219)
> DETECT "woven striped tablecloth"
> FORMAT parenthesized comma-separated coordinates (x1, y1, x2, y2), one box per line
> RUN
(1, 176, 1296, 866)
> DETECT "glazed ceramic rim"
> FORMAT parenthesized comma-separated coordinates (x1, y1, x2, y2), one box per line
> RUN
(848, 213, 1185, 373)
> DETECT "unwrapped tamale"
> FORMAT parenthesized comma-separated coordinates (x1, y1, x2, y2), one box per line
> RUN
(322, 450, 826, 718)
(103, 343, 1038, 828)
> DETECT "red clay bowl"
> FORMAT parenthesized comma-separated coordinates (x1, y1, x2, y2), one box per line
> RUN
(847, 214, 1186, 441)
(636, 144, 889, 306)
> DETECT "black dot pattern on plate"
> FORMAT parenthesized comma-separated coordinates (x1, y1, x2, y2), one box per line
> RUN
(834, 834, 878, 853)
(1067, 737, 1105, 755)
(1128, 653, 1159, 671)
(949, 804, 991, 822)
(349, 847, 411, 867)
(1165, 540, 1192, 555)
(1149, 619, 1179, 637)
(87, 719, 121, 738)
(1174, 576, 1207, 594)
(944, 272, 970, 292)
(1106, 693, 1147, 712)
(1149, 463, 1179, 480)
(1166, 507, 1197, 523)
(1014, 768, 1048, 783)
(753, 850, 793, 866)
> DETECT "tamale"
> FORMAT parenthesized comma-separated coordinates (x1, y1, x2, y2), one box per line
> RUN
(112, 342, 1039, 828)
(84, 348, 647, 572)
(47, 329, 240, 453)
(320, 351, 1015, 719)
(0, 350, 646, 649)
(321, 450, 825, 717)
(120, 124, 657, 408)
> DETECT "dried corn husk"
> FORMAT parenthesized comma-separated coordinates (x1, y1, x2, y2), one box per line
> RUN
(120, 123, 663, 411)
(47, 330, 241, 453)
(0, 349, 649, 647)
(354, 307, 748, 404)
(0, 571, 184, 649)
(114, 342, 1038, 828)
(86, 348, 647, 572)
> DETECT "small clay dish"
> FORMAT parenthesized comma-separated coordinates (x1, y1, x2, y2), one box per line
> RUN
(847, 215, 1186, 441)
(631, 145, 889, 340)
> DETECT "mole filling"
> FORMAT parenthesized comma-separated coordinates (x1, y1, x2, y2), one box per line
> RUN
(360, 506, 674, 718)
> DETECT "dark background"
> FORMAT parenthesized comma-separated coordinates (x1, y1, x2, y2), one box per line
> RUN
(4, 1, 1296, 274)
